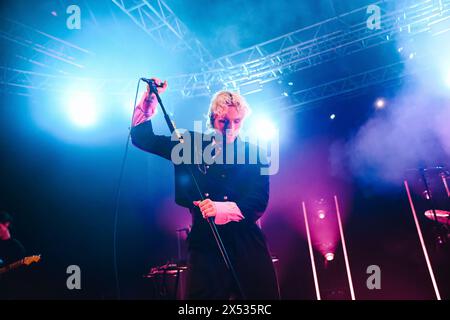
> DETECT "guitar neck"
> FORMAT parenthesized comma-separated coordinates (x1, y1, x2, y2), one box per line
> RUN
(0, 259, 24, 274)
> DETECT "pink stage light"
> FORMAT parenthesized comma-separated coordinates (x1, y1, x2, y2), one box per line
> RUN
(324, 252, 334, 261)
(318, 210, 326, 219)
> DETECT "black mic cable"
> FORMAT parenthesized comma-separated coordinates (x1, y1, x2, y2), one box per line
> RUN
(112, 78, 143, 299)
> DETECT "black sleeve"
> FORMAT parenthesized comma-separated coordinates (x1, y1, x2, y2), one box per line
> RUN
(130, 120, 176, 161)
(234, 164, 270, 223)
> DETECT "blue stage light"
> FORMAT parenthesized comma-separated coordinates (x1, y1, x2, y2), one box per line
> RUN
(67, 92, 99, 127)
(375, 98, 386, 109)
(445, 70, 450, 88)
(251, 116, 278, 141)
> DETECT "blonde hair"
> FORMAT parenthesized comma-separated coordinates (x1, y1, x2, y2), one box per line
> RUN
(206, 91, 251, 128)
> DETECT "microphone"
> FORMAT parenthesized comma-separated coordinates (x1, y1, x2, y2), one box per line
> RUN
(140, 78, 165, 87)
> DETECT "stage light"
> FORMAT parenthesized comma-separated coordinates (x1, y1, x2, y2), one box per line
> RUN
(318, 210, 326, 219)
(330, 114, 336, 120)
(251, 116, 278, 141)
(288, 82, 294, 86)
(282, 91, 289, 97)
(325, 252, 334, 261)
(375, 98, 386, 109)
(445, 70, 450, 88)
(422, 190, 430, 200)
(67, 92, 99, 127)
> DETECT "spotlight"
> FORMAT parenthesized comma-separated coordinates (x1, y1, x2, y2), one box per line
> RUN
(67, 92, 99, 127)
(325, 253, 334, 261)
(375, 98, 386, 109)
(330, 114, 336, 120)
(445, 70, 450, 88)
(251, 116, 277, 141)
(288, 82, 294, 86)
(282, 92, 289, 97)
(318, 210, 326, 219)
(409, 52, 415, 59)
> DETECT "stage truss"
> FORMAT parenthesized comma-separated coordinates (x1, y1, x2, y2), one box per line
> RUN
(1, 0, 449, 110)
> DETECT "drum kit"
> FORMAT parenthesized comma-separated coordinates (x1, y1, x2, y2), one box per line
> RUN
(143, 261, 188, 300)
(424, 209, 450, 226)
(417, 166, 450, 232)
(143, 255, 280, 300)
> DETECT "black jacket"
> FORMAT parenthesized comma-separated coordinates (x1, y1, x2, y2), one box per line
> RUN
(130, 120, 270, 249)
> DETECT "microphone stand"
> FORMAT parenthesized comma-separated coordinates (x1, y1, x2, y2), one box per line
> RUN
(420, 168, 448, 247)
(146, 80, 246, 299)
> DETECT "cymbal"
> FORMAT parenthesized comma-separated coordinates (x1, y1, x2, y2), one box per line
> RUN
(144, 263, 188, 278)
(424, 209, 450, 225)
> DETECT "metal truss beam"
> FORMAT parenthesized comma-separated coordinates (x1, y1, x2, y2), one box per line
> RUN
(0, 18, 93, 74)
(0, 58, 414, 101)
(2, 0, 449, 108)
(0, 67, 136, 97)
(111, 0, 213, 66)
(269, 60, 418, 113)
(167, 0, 450, 97)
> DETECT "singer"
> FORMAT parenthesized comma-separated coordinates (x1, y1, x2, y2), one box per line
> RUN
(130, 78, 279, 300)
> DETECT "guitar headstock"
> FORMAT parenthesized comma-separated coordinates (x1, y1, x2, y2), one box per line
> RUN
(23, 255, 41, 266)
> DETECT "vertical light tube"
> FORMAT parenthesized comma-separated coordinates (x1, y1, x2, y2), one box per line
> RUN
(404, 180, 441, 300)
(441, 174, 450, 197)
(302, 201, 321, 300)
(334, 195, 356, 300)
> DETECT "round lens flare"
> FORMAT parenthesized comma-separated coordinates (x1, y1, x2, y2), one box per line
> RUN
(325, 253, 335, 261)
(67, 92, 99, 128)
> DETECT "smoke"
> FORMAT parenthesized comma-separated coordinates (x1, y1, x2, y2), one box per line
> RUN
(331, 3, 450, 186)
(341, 89, 450, 185)
(435, 104, 450, 155)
